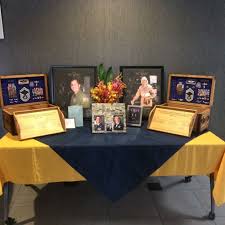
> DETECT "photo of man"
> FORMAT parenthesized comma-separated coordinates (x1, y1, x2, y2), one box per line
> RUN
(113, 115, 124, 131)
(94, 115, 105, 132)
(70, 79, 90, 109)
(50, 66, 96, 118)
(92, 103, 126, 133)
(106, 123, 112, 132)
(120, 67, 163, 114)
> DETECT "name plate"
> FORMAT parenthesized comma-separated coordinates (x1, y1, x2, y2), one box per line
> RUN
(14, 108, 65, 140)
(148, 106, 197, 137)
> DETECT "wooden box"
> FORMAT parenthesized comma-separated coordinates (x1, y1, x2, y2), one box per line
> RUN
(163, 74, 215, 134)
(0, 74, 65, 137)
(148, 105, 197, 137)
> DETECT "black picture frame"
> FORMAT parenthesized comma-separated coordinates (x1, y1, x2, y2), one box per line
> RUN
(49, 65, 97, 119)
(127, 105, 143, 127)
(120, 66, 164, 119)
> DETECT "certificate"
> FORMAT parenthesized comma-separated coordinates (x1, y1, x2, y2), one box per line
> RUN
(148, 106, 197, 137)
(14, 108, 65, 140)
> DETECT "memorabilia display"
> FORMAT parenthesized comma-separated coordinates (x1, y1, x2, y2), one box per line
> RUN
(14, 108, 65, 140)
(0, 74, 64, 135)
(120, 66, 164, 119)
(1, 75, 47, 105)
(148, 105, 197, 137)
(92, 103, 126, 133)
(163, 74, 216, 133)
(169, 75, 213, 104)
(49, 66, 97, 118)
(68, 105, 83, 127)
(127, 105, 143, 127)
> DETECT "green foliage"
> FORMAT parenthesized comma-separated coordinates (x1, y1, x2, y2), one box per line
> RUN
(5, 217, 17, 225)
(97, 64, 114, 84)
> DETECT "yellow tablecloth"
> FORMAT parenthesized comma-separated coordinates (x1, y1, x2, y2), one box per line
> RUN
(0, 131, 225, 206)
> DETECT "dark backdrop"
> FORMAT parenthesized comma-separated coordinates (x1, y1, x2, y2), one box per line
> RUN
(0, 0, 224, 138)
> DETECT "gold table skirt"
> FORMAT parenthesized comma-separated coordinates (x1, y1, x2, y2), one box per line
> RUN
(0, 131, 225, 206)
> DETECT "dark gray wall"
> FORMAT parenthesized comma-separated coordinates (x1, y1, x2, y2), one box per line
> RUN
(0, 0, 224, 138)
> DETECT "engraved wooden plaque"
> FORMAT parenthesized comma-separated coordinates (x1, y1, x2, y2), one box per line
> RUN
(148, 105, 197, 137)
(14, 107, 65, 140)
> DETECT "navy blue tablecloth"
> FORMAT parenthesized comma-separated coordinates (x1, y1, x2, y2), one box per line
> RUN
(0, 110, 193, 201)
(37, 122, 193, 201)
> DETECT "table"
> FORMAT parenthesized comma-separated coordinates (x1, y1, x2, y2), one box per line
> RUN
(0, 123, 225, 224)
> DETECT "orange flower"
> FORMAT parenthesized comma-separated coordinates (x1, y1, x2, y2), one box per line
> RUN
(91, 74, 126, 103)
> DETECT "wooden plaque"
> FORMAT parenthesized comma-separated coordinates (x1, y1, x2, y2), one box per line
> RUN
(14, 107, 66, 140)
(148, 105, 197, 137)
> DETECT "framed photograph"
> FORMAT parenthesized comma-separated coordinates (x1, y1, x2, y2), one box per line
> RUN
(120, 66, 164, 118)
(92, 103, 126, 133)
(49, 66, 97, 118)
(93, 115, 105, 132)
(127, 105, 143, 127)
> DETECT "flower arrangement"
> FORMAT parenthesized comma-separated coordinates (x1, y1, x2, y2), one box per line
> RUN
(91, 64, 126, 103)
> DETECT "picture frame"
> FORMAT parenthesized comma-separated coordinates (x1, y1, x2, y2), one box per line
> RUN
(49, 66, 97, 119)
(127, 105, 143, 127)
(92, 103, 126, 133)
(120, 66, 164, 118)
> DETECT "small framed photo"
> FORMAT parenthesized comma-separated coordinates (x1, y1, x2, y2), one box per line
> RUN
(112, 115, 125, 131)
(92, 103, 126, 133)
(127, 105, 143, 127)
(93, 115, 105, 132)
(49, 66, 97, 118)
(120, 66, 164, 118)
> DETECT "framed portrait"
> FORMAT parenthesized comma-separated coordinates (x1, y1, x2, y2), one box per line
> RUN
(127, 105, 143, 127)
(120, 66, 164, 118)
(93, 115, 105, 132)
(92, 103, 126, 133)
(49, 66, 97, 118)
